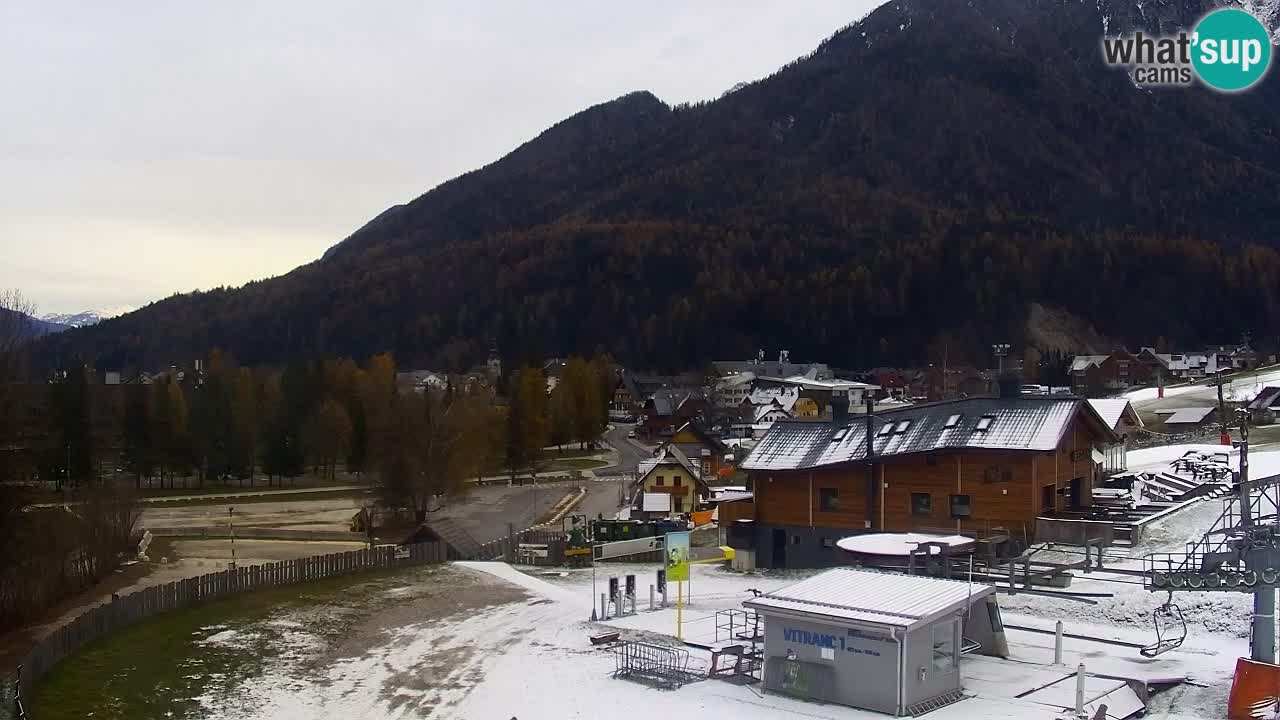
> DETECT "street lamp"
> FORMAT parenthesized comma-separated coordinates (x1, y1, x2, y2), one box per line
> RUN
(992, 344, 1011, 373)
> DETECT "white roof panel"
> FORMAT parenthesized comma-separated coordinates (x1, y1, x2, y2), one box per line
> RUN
(1164, 407, 1215, 424)
(641, 493, 671, 512)
(743, 567, 994, 630)
(1087, 398, 1134, 431)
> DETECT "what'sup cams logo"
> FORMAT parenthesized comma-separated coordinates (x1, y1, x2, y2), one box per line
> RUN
(1102, 8, 1274, 92)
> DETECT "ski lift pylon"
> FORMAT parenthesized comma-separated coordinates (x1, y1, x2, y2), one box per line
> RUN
(1140, 593, 1187, 658)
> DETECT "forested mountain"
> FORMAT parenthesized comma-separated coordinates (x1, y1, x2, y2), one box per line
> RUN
(41, 0, 1280, 372)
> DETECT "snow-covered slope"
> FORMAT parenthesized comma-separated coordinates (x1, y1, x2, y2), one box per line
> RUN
(41, 306, 133, 328)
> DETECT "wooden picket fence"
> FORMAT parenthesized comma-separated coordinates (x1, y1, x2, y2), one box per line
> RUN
(2, 541, 446, 718)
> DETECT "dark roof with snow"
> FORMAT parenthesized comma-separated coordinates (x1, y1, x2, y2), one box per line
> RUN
(1249, 387, 1280, 412)
(741, 395, 1116, 472)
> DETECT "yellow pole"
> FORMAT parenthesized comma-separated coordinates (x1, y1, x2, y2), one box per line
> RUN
(677, 580, 683, 640)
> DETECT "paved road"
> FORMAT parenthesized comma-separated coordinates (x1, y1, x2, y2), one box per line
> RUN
(1129, 365, 1280, 419)
(600, 422, 654, 477)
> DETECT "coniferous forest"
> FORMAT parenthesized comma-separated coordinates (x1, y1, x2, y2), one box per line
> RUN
(38, 0, 1280, 372)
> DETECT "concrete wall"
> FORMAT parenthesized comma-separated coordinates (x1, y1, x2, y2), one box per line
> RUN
(751, 523, 860, 569)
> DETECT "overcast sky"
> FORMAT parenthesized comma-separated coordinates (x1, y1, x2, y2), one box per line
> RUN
(0, 1, 883, 316)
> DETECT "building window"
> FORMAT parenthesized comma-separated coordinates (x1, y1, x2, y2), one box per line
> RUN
(819, 488, 839, 512)
(983, 465, 1012, 483)
(944, 414, 962, 428)
(950, 494, 972, 518)
(656, 476, 665, 486)
(975, 416, 994, 432)
(792, 535, 802, 545)
(894, 420, 911, 433)
(674, 476, 683, 487)
(821, 538, 836, 549)
(674, 498, 683, 512)
(932, 621, 956, 673)
(911, 493, 932, 516)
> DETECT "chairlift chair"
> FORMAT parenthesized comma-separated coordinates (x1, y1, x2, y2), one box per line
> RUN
(1140, 594, 1187, 658)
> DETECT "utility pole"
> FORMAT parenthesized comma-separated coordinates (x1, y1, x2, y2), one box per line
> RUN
(864, 397, 876, 530)
(1238, 415, 1276, 664)
(228, 505, 237, 570)
(1217, 369, 1230, 445)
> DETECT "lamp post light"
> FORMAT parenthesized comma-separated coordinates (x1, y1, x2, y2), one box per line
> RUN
(992, 344, 1011, 373)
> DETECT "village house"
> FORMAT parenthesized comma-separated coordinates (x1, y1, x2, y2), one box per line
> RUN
(1070, 351, 1152, 396)
(634, 445, 710, 518)
(714, 371, 756, 407)
(656, 420, 731, 478)
(1086, 398, 1144, 474)
(642, 389, 709, 441)
(737, 382, 1117, 569)
(713, 350, 832, 381)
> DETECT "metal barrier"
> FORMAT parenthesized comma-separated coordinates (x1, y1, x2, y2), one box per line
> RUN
(612, 641, 702, 689)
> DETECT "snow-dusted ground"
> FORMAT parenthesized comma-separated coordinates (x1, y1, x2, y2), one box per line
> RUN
(185, 443, 1280, 720)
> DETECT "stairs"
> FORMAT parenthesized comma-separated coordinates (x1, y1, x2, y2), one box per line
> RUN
(907, 689, 966, 716)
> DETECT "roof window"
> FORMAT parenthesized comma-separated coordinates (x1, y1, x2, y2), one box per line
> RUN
(975, 415, 995, 432)
(944, 414, 962, 428)
(894, 420, 911, 434)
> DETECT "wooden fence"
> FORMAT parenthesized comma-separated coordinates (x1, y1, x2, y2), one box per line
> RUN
(2, 541, 446, 719)
(473, 529, 568, 564)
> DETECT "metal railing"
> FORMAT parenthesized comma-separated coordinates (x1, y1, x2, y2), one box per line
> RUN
(1143, 472, 1280, 590)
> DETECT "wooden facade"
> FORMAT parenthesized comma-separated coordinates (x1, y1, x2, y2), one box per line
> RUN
(751, 413, 1101, 540)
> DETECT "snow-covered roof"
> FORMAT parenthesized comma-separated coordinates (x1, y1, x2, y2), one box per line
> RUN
(641, 493, 671, 513)
(638, 445, 700, 481)
(753, 404, 788, 423)
(747, 387, 800, 412)
(1070, 355, 1108, 372)
(1160, 406, 1216, 424)
(744, 567, 994, 630)
(758, 375, 879, 391)
(1087, 398, 1143, 431)
(1248, 387, 1280, 411)
(742, 396, 1110, 472)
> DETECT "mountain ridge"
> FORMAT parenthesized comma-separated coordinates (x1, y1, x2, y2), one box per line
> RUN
(37, 0, 1280, 372)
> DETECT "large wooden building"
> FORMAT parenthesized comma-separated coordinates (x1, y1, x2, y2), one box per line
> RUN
(739, 390, 1117, 568)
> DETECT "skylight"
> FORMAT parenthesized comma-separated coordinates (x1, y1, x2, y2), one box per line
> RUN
(877, 424, 894, 436)
(894, 420, 911, 433)
(944, 414, 962, 428)
(831, 427, 848, 442)
(975, 415, 994, 431)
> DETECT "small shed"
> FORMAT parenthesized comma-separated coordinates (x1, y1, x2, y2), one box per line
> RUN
(744, 568, 1004, 716)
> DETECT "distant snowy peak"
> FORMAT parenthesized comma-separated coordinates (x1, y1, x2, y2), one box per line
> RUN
(41, 306, 134, 328)
(1095, 0, 1280, 36)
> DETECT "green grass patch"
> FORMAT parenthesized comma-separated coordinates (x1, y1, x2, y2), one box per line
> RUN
(30, 564, 441, 720)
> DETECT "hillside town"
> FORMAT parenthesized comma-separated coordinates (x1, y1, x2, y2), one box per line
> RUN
(6, 0, 1280, 718)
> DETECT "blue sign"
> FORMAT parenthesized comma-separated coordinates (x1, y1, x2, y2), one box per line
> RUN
(783, 626, 884, 658)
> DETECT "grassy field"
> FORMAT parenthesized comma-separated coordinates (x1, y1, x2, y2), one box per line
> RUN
(30, 564, 444, 720)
